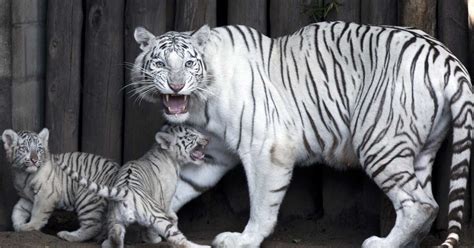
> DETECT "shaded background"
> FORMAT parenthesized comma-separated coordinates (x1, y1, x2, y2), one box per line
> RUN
(0, 0, 473, 245)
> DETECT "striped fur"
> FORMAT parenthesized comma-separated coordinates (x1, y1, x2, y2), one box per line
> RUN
(2, 128, 119, 242)
(132, 22, 473, 248)
(62, 125, 210, 248)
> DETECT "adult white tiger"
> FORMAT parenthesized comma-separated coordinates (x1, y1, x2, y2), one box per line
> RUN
(131, 22, 473, 248)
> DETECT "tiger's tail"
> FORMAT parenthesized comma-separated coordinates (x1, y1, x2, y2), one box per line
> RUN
(59, 162, 128, 201)
(441, 69, 473, 248)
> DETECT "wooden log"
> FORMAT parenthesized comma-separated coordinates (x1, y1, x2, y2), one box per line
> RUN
(0, 0, 15, 231)
(360, 0, 397, 25)
(45, 0, 82, 153)
(325, 0, 360, 23)
(228, 0, 267, 34)
(81, 0, 124, 162)
(434, 0, 470, 230)
(11, 0, 46, 131)
(123, 0, 168, 162)
(399, 0, 436, 36)
(175, 0, 216, 31)
(269, 0, 313, 37)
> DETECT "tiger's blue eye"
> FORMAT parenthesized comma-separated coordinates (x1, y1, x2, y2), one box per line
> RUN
(154, 61, 165, 68)
(185, 60, 194, 68)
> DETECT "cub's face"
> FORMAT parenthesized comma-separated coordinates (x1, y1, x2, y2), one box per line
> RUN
(155, 125, 209, 165)
(2, 128, 49, 173)
(131, 26, 211, 123)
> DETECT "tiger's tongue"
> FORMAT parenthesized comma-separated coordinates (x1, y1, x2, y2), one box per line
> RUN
(163, 95, 188, 114)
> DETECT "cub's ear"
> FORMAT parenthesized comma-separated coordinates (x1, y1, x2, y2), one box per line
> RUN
(134, 26, 155, 51)
(38, 128, 49, 148)
(191, 25, 211, 47)
(155, 132, 176, 150)
(2, 129, 18, 151)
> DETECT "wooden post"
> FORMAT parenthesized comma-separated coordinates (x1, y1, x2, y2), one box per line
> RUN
(269, 0, 313, 37)
(361, 0, 397, 25)
(228, 0, 267, 34)
(11, 0, 46, 131)
(81, 0, 124, 162)
(360, 0, 399, 236)
(399, 0, 437, 36)
(123, 0, 168, 162)
(434, 0, 470, 230)
(175, 0, 216, 31)
(325, 0, 360, 23)
(0, 0, 14, 231)
(45, 0, 82, 153)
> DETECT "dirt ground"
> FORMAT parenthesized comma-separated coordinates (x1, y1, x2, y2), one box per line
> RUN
(0, 218, 472, 248)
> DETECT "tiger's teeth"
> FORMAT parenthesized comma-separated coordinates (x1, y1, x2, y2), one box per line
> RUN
(166, 95, 169, 102)
(184, 95, 188, 101)
(167, 107, 172, 113)
(181, 105, 186, 111)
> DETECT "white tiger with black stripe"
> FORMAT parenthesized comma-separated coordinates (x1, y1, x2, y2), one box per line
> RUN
(1, 128, 119, 242)
(131, 22, 473, 248)
(63, 125, 210, 248)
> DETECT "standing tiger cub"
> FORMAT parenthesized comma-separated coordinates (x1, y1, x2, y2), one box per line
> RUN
(62, 125, 210, 248)
(2, 128, 119, 242)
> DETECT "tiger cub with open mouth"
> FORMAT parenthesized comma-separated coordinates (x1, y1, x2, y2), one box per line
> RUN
(62, 125, 210, 248)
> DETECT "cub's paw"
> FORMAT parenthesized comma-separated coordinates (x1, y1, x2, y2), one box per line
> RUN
(212, 232, 261, 248)
(15, 223, 40, 232)
(362, 236, 389, 248)
(57, 231, 85, 242)
(184, 241, 211, 248)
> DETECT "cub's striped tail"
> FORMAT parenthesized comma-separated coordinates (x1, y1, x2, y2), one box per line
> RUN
(59, 162, 128, 201)
(441, 72, 473, 248)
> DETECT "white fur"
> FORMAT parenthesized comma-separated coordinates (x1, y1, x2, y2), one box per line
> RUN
(135, 22, 473, 248)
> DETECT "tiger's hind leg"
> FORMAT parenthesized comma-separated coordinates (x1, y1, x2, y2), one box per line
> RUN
(361, 155, 438, 248)
(58, 196, 105, 242)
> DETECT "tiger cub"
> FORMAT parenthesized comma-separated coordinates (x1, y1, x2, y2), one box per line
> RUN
(62, 125, 210, 248)
(2, 128, 119, 242)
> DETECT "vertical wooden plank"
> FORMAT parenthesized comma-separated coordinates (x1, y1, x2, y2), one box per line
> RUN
(399, 0, 437, 36)
(175, 0, 216, 31)
(81, 0, 124, 162)
(360, 0, 398, 236)
(269, 0, 313, 37)
(123, 0, 168, 162)
(11, 0, 46, 131)
(0, 0, 14, 231)
(360, 0, 397, 25)
(325, 0, 360, 22)
(45, 0, 82, 153)
(434, 0, 470, 230)
(228, 0, 267, 34)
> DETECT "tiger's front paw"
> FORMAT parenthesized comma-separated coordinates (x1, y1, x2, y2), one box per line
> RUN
(212, 232, 262, 248)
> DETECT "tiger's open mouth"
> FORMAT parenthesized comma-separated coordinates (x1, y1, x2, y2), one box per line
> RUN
(162, 94, 189, 115)
(190, 143, 207, 161)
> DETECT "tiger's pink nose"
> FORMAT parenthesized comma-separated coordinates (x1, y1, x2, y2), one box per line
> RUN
(169, 83, 185, 93)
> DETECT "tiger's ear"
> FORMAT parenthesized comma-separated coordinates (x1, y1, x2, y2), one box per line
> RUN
(2, 129, 18, 151)
(134, 27, 155, 51)
(155, 132, 176, 150)
(191, 25, 211, 47)
(38, 128, 49, 148)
